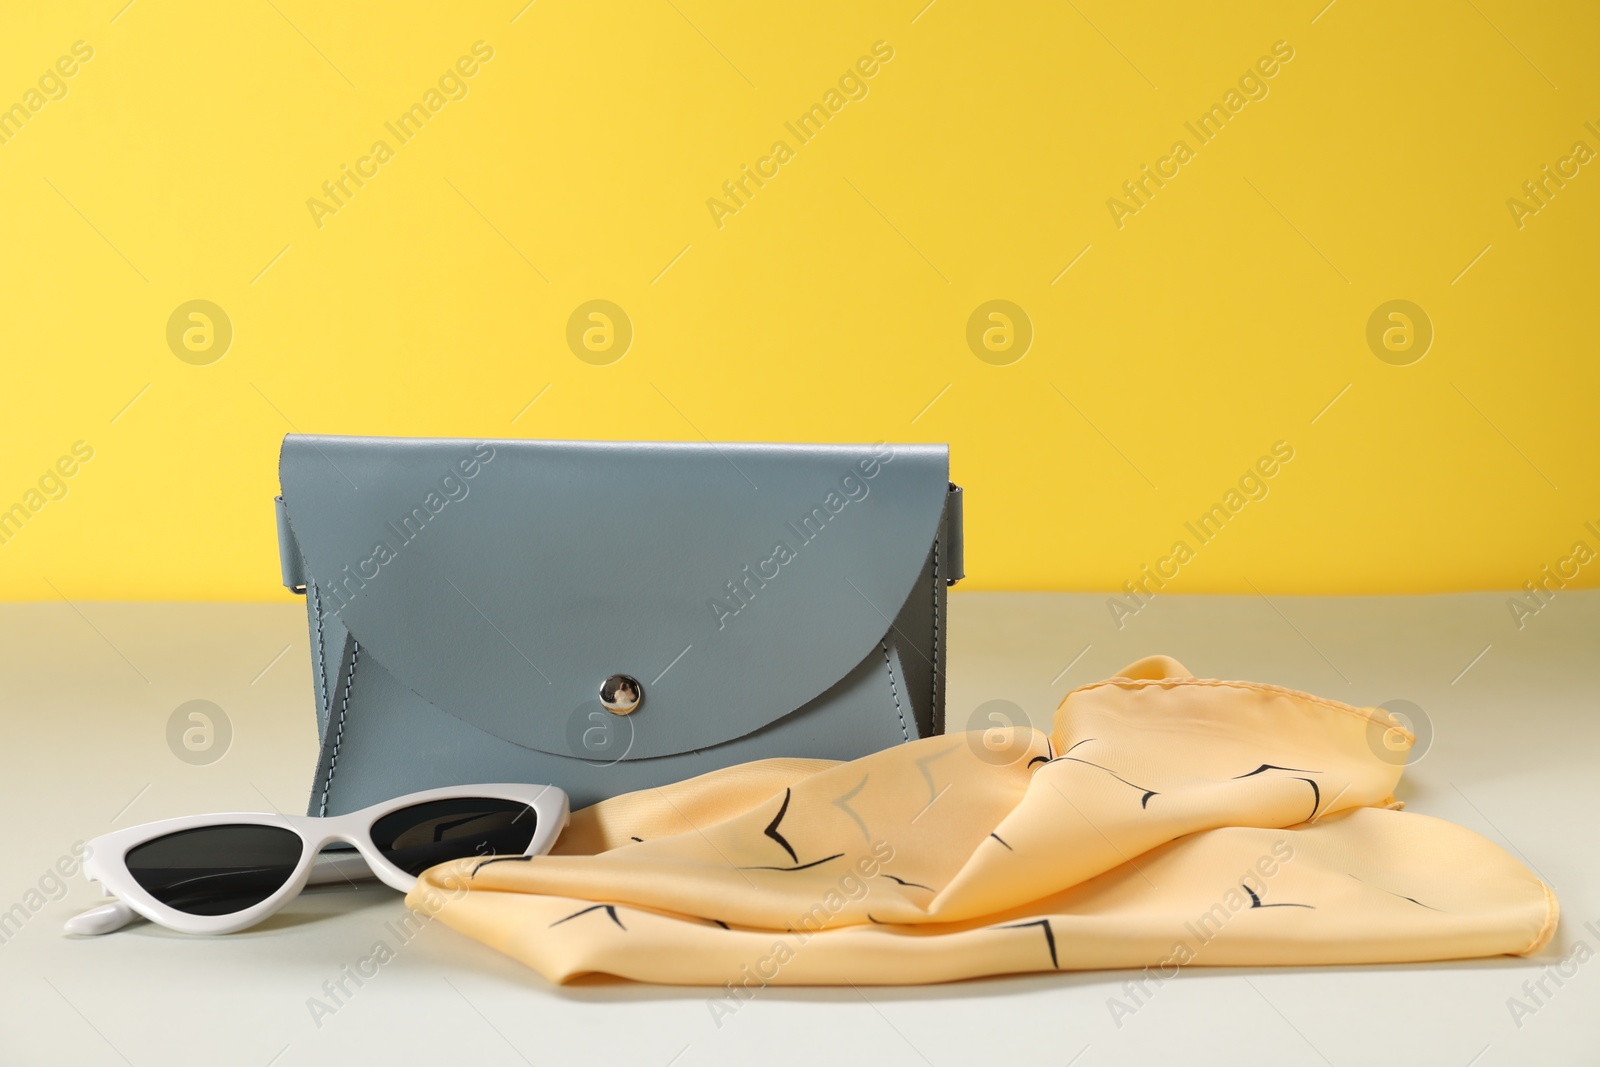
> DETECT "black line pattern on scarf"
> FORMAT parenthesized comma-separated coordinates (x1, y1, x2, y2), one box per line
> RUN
(739, 854, 845, 872)
(549, 903, 626, 931)
(471, 855, 533, 877)
(879, 873, 934, 892)
(1049, 757, 1159, 808)
(1000, 919, 1058, 968)
(1348, 873, 1440, 910)
(1244, 884, 1314, 909)
(763, 787, 799, 864)
(1233, 764, 1322, 822)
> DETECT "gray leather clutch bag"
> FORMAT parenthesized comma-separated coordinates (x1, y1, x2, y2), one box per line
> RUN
(274, 435, 964, 814)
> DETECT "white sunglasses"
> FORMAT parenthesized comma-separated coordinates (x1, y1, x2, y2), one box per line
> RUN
(68, 783, 567, 936)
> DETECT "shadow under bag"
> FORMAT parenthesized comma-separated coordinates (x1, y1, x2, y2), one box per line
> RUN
(274, 435, 963, 814)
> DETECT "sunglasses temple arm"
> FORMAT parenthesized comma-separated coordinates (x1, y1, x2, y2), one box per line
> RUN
(64, 898, 139, 936)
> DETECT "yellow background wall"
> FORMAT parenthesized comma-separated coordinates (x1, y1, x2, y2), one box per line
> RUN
(1, 0, 1596, 600)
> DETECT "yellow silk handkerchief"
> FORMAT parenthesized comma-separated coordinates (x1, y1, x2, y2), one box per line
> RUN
(408, 656, 1557, 986)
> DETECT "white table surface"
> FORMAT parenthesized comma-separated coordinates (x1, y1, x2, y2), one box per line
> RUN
(1, 590, 1595, 1066)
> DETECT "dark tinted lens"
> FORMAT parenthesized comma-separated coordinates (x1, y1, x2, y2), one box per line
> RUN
(125, 824, 304, 916)
(369, 798, 537, 876)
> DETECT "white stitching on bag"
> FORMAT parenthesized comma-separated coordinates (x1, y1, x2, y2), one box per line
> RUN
(931, 534, 940, 737)
(317, 640, 359, 816)
(310, 580, 329, 725)
(881, 638, 910, 744)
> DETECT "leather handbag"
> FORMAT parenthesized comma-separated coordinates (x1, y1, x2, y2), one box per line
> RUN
(274, 435, 964, 814)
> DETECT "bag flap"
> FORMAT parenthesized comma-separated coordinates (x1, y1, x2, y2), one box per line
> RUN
(277, 436, 949, 760)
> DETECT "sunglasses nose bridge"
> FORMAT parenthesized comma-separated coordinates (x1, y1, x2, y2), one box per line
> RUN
(325, 830, 418, 892)
(295, 825, 366, 863)
(316, 829, 381, 867)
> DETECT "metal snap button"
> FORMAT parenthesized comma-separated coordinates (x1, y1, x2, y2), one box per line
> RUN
(599, 674, 642, 715)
